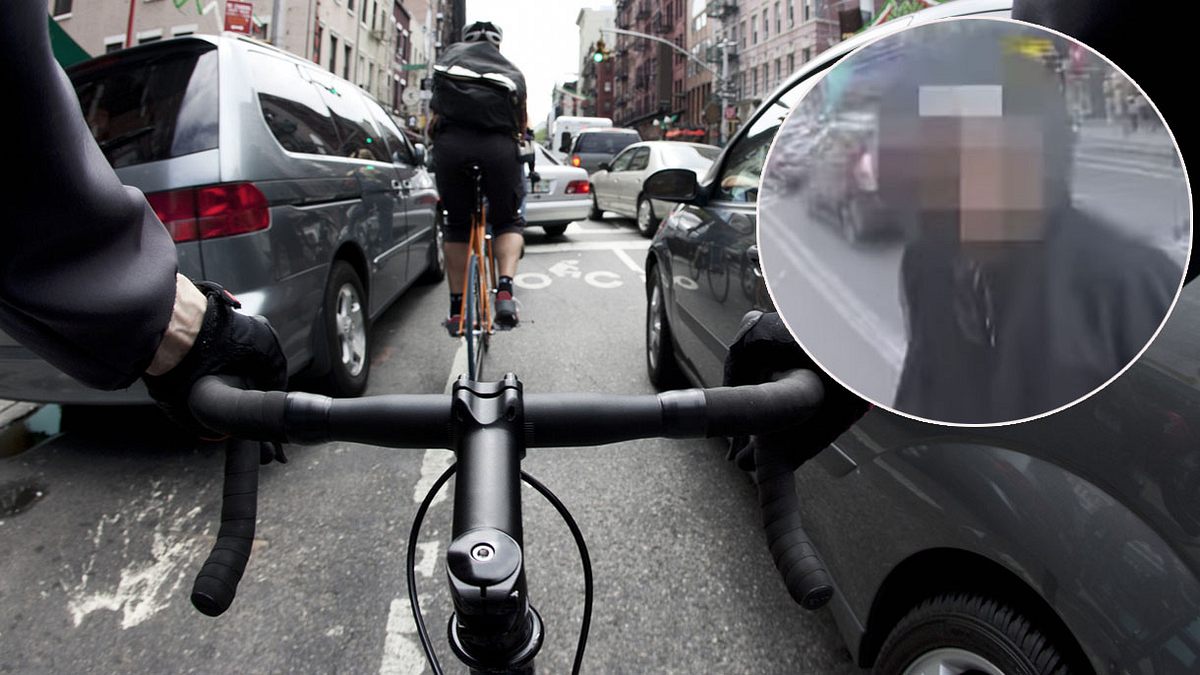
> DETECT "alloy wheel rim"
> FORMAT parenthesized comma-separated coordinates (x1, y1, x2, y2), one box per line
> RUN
(638, 200, 652, 232)
(901, 647, 1006, 675)
(336, 284, 367, 377)
(648, 284, 662, 368)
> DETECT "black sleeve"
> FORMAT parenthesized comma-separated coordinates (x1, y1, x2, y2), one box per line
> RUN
(0, 0, 177, 390)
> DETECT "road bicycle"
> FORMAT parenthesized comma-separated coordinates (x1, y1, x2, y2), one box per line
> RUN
(185, 370, 836, 673)
(453, 164, 497, 381)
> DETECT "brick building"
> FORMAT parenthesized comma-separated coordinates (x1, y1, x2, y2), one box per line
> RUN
(613, 0, 689, 140)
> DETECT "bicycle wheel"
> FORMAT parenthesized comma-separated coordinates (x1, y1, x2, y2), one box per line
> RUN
(707, 248, 730, 302)
(464, 253, 481, 381)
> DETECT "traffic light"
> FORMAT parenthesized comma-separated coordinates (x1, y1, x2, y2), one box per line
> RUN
(592, 39, 611, 63)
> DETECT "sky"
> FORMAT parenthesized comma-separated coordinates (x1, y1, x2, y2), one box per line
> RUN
(466, 0, 615, 129)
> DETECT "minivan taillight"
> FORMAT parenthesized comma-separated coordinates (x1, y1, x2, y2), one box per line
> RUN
(565, 180, 590, 194)
(146, 182, 270, 243)
(570, 155, 582, 167)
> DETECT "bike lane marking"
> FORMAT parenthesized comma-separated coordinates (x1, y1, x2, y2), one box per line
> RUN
(380, 338, 469, 675)
(612, 248, 646, 283)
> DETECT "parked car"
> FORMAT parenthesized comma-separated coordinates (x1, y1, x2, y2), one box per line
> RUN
(590, 141, 720, 237)
(523, 143, 591, 237)
(0, 34, 443, 402)
(644, 1, 1200, 673)
(566, 127, 641, 174)
(802, 109, 898, 243)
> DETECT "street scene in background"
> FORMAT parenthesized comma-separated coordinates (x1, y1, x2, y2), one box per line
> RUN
(3, 0, 1198, 674)
(758, 17, 1190, 424)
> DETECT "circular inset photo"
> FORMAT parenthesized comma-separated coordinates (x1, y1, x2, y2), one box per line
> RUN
(757, 17, 1191, 426)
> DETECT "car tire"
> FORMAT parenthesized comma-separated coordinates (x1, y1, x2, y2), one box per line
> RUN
(873, 593, 1074, 675)
(646, 269, 684, 390)
(636, 195, 657, 238)
(840, 197, 867, 244)
(589, 191, 604, 220)
(418, 211, 446, 284)
(322, 261, 370, 397)
(543, 223, 568, 237)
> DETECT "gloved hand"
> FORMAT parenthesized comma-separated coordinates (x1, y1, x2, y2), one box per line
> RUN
(723, 310, 869, 472)
(529, 170, 541, 185)
(143, 281, 288, 460)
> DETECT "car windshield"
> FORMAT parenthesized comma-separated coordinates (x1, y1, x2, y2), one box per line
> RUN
(71, 44, 219, 169)
(575, 132, 640, 154)
(658, 144, 720, 171)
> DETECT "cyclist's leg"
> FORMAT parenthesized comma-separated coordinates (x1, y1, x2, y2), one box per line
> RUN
(479, 135, 525, 327)
(432, 133, 476, 333)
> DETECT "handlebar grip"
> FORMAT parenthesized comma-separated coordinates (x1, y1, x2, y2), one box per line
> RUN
(754, 446, 833, 610)
(191, 437, 261, 617)
(702, 370, 824, 438)
(190, 376, 288, 441)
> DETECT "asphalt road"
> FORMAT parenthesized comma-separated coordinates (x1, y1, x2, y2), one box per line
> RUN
(0, 217, 862, 674)
(759, 133, 1191, 407)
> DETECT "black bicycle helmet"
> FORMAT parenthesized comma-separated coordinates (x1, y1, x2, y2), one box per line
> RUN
(462, 21, 503, 47)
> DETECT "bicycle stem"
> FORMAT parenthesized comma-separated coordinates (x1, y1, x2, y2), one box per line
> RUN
(445, 374, 543, 672)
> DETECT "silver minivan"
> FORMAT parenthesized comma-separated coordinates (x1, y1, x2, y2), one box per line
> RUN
(0, 34, 444, 401)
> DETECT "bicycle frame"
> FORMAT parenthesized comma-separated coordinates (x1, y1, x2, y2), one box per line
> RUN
(459, 165, 495, 380)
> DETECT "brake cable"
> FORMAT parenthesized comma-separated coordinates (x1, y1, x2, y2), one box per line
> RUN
(405, 464, 595, 675)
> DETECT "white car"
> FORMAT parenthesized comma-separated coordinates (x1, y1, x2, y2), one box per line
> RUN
(523, 143, 592, 237)
(589, 141, 720, 237)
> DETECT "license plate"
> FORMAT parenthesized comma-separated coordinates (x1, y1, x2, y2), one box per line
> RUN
(532, 181, 552, 194)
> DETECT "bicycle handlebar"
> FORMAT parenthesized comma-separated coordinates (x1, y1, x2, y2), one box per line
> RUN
(189, 370, 825, 449)
(186, 370, 833, 621)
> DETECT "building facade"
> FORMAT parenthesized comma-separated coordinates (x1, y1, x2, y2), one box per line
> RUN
(576, 7, 616, 119)
(613, 0, 689, 140)
(684, 0, 717, 144)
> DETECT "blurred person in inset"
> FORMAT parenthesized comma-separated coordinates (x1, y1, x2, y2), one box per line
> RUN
(874, 20, 1182, 424)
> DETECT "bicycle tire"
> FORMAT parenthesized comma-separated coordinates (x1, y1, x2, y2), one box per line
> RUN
(707, 248, 730, 302)
(465, 253, 479, 381)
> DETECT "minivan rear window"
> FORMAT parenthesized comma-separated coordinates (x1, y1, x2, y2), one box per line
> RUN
(72, 44, 219, 169)
(574, 132, 640, 154)
(248, 51, 341, 156)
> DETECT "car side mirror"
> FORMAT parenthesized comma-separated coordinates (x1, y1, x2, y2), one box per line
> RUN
(598, 162, 610, 172)
(412, 142, 427, 167)
(644, 168, 700, 203)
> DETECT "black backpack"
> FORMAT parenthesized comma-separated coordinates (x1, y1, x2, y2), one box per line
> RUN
(431, 42, 526, 134)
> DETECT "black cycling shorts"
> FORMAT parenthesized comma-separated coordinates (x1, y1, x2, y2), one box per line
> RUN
(433, 126, 525, 243)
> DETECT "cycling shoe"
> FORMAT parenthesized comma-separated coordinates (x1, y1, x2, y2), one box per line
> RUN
(495, 291, 519, 328)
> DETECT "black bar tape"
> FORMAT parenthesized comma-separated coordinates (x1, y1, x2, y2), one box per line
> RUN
(190, 376, 287, 441)
(523, 394, 664, 447)
(657, 389, 707, 438)
(702, 370, 824, 438)
(754, 450, 833, 610)
(191, 438, 260, 616)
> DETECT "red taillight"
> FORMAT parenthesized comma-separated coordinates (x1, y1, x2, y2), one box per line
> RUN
(146, 183, 270, 243)
(565, 180, 590, 194)
(570, 155, 582, 167)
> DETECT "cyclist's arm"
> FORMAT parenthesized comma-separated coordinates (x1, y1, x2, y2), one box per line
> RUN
(0, 1, 182, 389)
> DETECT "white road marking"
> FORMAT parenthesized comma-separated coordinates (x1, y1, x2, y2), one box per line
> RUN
(527, 240, 651, 254)
(584, 271, 624, 289)
(612, 248, 646, 280)
(381, 340, 468, 675)
(66, 490, 204, 630)
(379, 598, 426, 675)
(415, 541, 440, 578)
(548, 259, 582, 278)
(514, 272, 553, 290)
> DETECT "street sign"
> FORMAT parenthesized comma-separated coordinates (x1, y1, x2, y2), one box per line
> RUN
(224, 1, 253, 34)
(724, 106, 736, 120)
(419, 90, 433, 101)
(408, 116, 418, 128)
(402, 88, 421, 106)
(401, 63, 428, 71)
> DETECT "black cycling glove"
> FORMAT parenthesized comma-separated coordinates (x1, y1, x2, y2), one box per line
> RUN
(143, 281, 288, 460)
(723, 310, 870, 472)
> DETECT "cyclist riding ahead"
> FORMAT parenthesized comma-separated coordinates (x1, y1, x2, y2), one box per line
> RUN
(429, 20, 528, 332)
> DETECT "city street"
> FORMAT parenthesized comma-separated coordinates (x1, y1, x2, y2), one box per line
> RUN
(759, 122, 1190, 406)
(0, 217, 862, 674)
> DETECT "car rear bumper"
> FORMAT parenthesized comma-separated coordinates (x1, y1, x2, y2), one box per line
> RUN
(525, 198, 590, 225)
